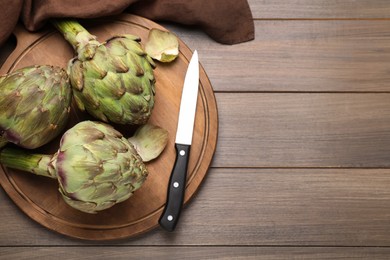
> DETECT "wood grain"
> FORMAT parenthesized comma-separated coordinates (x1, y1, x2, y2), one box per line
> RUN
(2, 0, 390, 258)
(1, 168, 390, 246)
(249, 0, 390, 19)
(2, 246, 390, 259)
(214, 93, 390, 167)
(170, 20, 390, 92)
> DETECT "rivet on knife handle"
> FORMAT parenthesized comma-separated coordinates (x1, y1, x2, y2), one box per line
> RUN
(159, 144, 190, 231)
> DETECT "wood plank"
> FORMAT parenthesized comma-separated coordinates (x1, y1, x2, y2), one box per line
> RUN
(214, 93, 390, 167)
(178, 168, 390, 246)
(1, 168, 390, 246)
(168, 20, 390, 92)
(3, 21, 389, 93)
(2, 246, 390, 259)
(248, 0, 390, 19)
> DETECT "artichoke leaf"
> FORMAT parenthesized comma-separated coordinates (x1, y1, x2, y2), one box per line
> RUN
(128, 123, 169, 162)
(145, 28, 179, 62)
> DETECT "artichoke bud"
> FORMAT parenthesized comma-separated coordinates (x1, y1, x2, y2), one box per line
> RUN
(0, 65, 72, 149)
(53, 19, 156, 125)
(54, 121, 152, 213)
(0, 121, 169, 213)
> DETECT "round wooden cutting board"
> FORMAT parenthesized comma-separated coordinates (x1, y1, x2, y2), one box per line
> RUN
(0, 14, 218, 240)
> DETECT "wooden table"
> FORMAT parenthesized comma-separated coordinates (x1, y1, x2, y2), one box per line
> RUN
(2, 1, 390, 258)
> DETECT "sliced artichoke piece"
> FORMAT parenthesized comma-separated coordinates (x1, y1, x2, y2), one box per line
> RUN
(145, 28, 179, 62)
(128, 123, 169, 162)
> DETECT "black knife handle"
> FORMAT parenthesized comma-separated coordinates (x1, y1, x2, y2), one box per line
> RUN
(159, 143, 190, 232)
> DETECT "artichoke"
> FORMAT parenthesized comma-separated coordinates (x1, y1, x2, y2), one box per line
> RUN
(0, 65, 72, 149)
(51, 19, 156, 125)
(0, 121, 168, 214)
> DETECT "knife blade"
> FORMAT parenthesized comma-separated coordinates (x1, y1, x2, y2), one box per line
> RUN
(159, 50, 199, 232)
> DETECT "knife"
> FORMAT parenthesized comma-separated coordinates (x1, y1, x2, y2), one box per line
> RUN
(159, 50, 199, 232)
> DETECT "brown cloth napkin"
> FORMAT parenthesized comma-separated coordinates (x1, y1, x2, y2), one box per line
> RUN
(0, 0, 254, 47)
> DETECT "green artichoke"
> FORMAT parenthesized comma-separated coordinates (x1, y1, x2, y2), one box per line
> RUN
(0, 121, 168, 214)
(51, 19, 156, 125)
(0, 65, 72, 149)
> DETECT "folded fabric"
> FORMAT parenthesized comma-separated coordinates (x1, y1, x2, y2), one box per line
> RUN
(0, 0, 254, 47)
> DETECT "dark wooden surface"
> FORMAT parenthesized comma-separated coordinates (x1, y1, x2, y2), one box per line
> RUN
(2, 1, 390, 259)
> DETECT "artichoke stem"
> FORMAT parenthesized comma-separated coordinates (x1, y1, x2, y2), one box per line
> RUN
(0, 148, 56, 179)
(51, 19, 100, 53)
